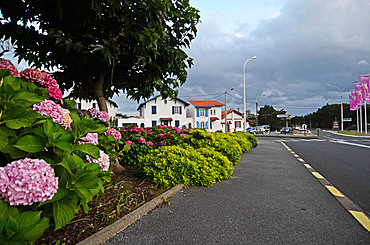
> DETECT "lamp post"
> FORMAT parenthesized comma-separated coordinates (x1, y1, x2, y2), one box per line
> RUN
(256, 94, 266, 127)
(225, 88, 234, 133)
(243, 56, 257, 132)
(327, 83, 352, 131)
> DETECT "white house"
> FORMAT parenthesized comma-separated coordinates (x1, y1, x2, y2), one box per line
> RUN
(186, 100, 224, 132)
(221, 109, 253, 132)
(73, 98, 118, 120)
(135, 95, 190, 128)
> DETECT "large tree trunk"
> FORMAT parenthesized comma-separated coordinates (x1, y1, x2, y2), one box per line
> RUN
(93, 70, 108, 112)
(93, 70, 125, 173)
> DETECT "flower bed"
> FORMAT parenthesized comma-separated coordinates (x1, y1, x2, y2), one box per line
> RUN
(0, 59, 257, 244)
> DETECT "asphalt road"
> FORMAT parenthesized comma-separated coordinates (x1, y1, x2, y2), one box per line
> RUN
(278, 131, 370, 217)
(106, 138, 369, 244)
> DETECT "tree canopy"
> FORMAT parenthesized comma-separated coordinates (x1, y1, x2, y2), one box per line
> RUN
(0, 0, 200, 111)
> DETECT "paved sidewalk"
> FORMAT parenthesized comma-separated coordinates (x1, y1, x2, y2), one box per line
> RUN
(105, 138, 370, 244)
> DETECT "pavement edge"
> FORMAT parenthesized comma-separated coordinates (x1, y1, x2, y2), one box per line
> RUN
(280, 141, 370, 232)
(76, 184, 184, 245)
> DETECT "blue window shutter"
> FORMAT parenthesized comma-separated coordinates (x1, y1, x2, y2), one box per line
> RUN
(175, 120, 180, 127)
(205, 121, 209, 129)
(197, 109, 200, 117)
(197, 121, 200, 128)
(179, 106, 182, 114)
(205, 109, 209, 117)
(172, 106, 175, 114)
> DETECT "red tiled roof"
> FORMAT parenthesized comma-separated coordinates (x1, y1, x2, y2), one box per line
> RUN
(160, 118, 172, 121)
(210, 117, 219, 120)
(188, 100, 224, 107)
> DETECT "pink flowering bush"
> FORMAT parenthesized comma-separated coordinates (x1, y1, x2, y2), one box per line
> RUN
(20, 68, 44, 84)
(0, 58, 20, 77)
(104, 127, 122, 141)
(33, 99, 64, 125)
(46, 86, 63, 100)
(86, 150, 110, 171)
(97, 111, 110, 122)
(41, 72, 59, 88)
(0, 158, 58, 206)
(78, 133, 99, 145)
(79, 108, 110, 123)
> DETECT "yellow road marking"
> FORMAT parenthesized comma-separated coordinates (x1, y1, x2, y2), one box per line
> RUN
(311, 172, 325, 179)
(349, 211, 370, 232)
(304, 164, 312, 169)
(325, 185, 345, 197)
(297, 158, 305, 162)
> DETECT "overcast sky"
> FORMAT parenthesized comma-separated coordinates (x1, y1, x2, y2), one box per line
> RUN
(114, 0, 370, 117)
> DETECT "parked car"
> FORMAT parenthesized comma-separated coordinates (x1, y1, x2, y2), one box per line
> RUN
(332, 126, 339, 131)
(280, 127, 292, 134)
(247, 127, 256, 134)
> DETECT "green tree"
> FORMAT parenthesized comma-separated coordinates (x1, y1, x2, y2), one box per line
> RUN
(0, 0, 200, 111)
(258, 105, 285, 131)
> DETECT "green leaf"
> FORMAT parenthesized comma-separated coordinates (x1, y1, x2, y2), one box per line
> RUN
(53, 199, 76, 230)
(0, 200, 19, 220)
(73, 143, 100, 159)
(54, 141, 72, 152)
(0, 131, 9, 151)
(5, 215, 18, 238)
(3, 107, 39, 129)
(11, 91, 44, 105)
(3, 75, 21, 91)
(14, 135, 44, 153)
(56, 156, 77, 179)
(40, 188, 69, 206)
(0, 69, 10, 78)
(16, 217, 49, 242)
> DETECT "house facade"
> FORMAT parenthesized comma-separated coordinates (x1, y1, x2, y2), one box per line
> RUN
(136, 95, 190, 128)
(222, 109, 252, 132)
(187, 100, 224, 132)
(73, 98, 118, 121)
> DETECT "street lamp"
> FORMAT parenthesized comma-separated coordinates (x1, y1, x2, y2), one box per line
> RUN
(256, 94, 266, 127)
(225, 88, 234, 133)
(327, 82, 352, 131)
(243, 56, 257, 132)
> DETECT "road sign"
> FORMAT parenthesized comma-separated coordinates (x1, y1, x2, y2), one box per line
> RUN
(277, 114, 289, 118)
(343, 118, 352, 122)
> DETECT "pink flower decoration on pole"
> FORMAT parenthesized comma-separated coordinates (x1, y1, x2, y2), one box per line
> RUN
(0, 158, 58, 206)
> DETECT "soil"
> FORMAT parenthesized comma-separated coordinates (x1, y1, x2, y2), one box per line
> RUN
(36, 166, 166, 245)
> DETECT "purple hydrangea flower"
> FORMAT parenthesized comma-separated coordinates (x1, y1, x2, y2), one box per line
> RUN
(33, 100, 63, 125)
(88, 108, 99, 119)
(0, 158, 58, 206)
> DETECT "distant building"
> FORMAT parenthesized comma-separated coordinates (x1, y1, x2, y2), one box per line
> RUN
(222, 109, 253, 132)
(73, 98, 118, 120)
(187, 100, 224, 132)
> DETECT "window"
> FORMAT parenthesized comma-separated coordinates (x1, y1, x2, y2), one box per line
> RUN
(77, 103, 81, 110)
(152, 120, 157, 127)
(93, 103, 97, 108)
(175, 120, 180, 127)
(199, 108, 205, 117)
(164, 100, 168, 104)
(200, 121, 205, 128)
(172, 106, 182, 114)
(235, 121, 241, 128)
(152, 106, 157, 114)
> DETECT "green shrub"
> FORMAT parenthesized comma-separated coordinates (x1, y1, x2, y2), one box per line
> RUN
(137, 145, 231, 187)
(196, 147, 233, 181)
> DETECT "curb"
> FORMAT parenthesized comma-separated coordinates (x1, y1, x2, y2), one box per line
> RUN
(76, 184, 184, 245)
(254, 134, 321, 139)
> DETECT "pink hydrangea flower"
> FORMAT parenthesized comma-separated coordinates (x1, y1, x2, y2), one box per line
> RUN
(41, 72, 59, 88)
(174, 127, 181, 134)
(160, 141, 166, 146)
(20, 68, 44, 84)
(0, 158, 58, 206)
(147, 141, 153, 146)
(88, 108, 99, 119)
(138, 137, 146, 143)
(62, 108, 72, 129)
(103, 127, 122, 141)
(158, 125, 164, 129)
(0, 58, 20, 77)
(79, 133, 99, 145)
(86, 150, 110, 171)
(47, 86, 63, 100)
(125, 141, 133, 146)
(97, 111, 109, 122)
(33, 99, 63, 125)
(180, 134, 187, 138)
